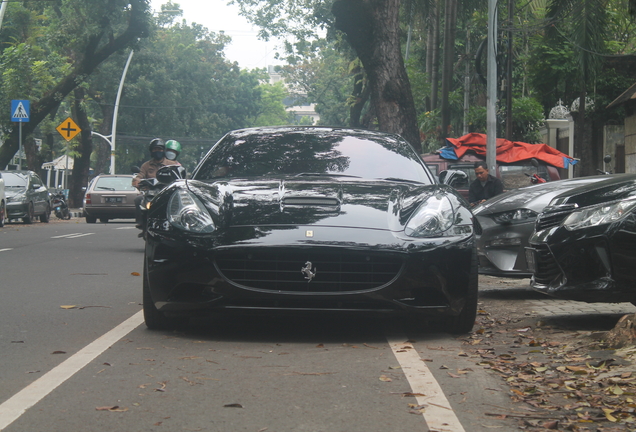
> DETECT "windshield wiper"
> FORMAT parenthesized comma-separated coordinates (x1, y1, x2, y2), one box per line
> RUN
(96, 187, 116, 191)
(381, 177, 423, 184)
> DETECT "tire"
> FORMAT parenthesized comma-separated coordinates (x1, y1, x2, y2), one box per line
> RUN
(23, 203, 35, 224)
(85, 215, 97, 224)
(40, 205, 50, 223)
(0, 201, 5, 227)
(442, 246, 479, 334)
(65, 209, 71, 220)
(143, 261, 188, 330)
(99, 217, 109, 223)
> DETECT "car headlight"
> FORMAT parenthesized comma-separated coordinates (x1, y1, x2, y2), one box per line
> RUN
(492, 209, 537, 225)
(563, 198, 636, 231)
(405, 194, 456, 237)
(167, 189, 215, 233)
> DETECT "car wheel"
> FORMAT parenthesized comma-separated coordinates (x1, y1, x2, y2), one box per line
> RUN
(0, 201, 5, 227)
(85, 215, 97, 223)
(442, 247, 478, 334)
(40, 204, 50, 223)
(143, 261, 188, 330)
(23, 203, 35, 224)
(100, 217, 109, 223)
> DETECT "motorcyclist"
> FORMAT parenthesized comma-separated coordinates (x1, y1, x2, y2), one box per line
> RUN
(164, 139, 182, 162)
(133, 138, 180, 231)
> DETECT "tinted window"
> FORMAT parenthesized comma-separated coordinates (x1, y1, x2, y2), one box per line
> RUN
(194, 130, 433, 184)
(94, 177, 136, 191)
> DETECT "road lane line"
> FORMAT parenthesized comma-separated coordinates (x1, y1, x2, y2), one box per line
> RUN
(51, 233, 95, 239)
(0, 310, 144, 431)
(0, 248, 13, 252)
(386, 335, 466, 432)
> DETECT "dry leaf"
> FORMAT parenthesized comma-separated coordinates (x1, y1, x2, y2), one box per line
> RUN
(60, 305, 78, 309)
(224, 403, 243, 408)
(51, 351, 66, 355)
(379, 375, 393, 382)
(131, 272, 140, 276)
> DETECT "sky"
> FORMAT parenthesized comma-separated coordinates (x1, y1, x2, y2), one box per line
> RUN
(150, 0, 284, 69)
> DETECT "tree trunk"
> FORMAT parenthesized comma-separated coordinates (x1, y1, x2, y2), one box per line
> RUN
(332, 0, 421, 149)
(440, 0, 457, 140)
(69, 87, 93, 208)
(0, 0, 148, 170)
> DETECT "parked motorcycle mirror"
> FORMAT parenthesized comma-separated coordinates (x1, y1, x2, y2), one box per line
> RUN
(131, 166, 141, 174)
(604, 154, 612, 164)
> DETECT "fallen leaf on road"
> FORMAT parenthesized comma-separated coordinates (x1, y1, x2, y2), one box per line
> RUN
(60, 305, 78, 309)
(224, 403, 243, 408)
(379, 375, 392, 382)
(51, 351, 66, 355)
(96, 406, 128, 412)
(131, 272, 140, 276)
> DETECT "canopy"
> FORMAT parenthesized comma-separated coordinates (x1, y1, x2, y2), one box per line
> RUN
(440, 133, 578, 169)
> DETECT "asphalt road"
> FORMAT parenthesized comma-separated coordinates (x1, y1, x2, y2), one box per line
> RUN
(0, 218, 523, 432)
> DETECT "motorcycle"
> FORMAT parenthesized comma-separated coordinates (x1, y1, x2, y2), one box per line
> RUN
(50, 190, 71, 220)
(134, 165, 186, 239)
(525, 158, 547, 185)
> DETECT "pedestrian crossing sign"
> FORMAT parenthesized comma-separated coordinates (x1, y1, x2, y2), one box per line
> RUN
(11, 100, 30, 122)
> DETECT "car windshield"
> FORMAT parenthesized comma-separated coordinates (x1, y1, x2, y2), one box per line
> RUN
(3, 173, 27, 187)
(94, 177, 136, 191)
(194, 129, 433, 184)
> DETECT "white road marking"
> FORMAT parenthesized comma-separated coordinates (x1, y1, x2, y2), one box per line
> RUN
(115, 227, 136, 230)
(386, 335, 466, 432)
(0, 310, 144, 431)
(0, 248, 13, 252)
(51, 233, 95, 239)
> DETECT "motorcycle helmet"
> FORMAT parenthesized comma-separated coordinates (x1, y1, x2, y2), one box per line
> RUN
(148, 138, 165, 152)
(164, 140, 182, 161)
(149, 138, 165, 161)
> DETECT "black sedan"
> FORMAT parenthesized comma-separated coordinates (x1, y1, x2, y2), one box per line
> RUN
(528, 174, 636, 303)
(143, 127, 477, 333)
(473, 176, 610, 278)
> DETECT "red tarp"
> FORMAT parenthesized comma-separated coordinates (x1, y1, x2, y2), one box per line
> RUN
(443, 133, 577, 169)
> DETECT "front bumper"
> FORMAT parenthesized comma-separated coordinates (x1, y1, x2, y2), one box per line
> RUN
(6, 201, 28, 219)
(145, 224, 475, 319)
(529, 226, 631, 303)
(476, 219, 535, 278)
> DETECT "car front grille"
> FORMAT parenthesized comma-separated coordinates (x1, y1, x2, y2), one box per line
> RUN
(215, 250, 403, 293)
(532, 244, 561, 285)
(535, 205, 577, 231)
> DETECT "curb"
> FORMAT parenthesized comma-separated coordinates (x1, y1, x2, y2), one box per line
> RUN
(70, 208, 84, 218)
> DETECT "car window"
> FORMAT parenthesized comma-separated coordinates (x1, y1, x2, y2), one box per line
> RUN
(499, 165, 549, 190)
(94, 177, 136, 191)
(195, 130, 433, 184)
(3, 173, 27, 187)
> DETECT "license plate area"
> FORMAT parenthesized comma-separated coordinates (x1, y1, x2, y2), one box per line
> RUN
(525, 247, 537, 273)
(105, 197, 123, 203)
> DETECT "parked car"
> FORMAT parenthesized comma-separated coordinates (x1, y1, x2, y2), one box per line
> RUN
(528, 174, 636, 303)
(1, 170, 50, 224)
(0, 171, 5, 227)
(83, 174, 139, 223)
(422, 152, 561, 200)
(472, 176, 612, 278)
(143, 126, 477, 333)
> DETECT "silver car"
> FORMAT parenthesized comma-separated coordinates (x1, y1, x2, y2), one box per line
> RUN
(473, 176, 610, 278)
(83, 174, 139, 223)
(2, 170, 51, 224)
(0, 171, 5, 227)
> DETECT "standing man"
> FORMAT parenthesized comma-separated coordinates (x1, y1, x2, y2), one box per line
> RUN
(468, 161, 504, 207)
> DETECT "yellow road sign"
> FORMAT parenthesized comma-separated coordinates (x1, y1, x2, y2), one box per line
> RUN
(56, 117, 81, 141)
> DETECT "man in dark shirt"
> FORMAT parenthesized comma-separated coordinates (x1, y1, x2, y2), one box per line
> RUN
(468, 161, 504, 206)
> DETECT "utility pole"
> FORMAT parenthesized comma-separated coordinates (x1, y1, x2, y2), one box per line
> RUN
(505, 0, 513, 140)
(486, 0, 497, 173)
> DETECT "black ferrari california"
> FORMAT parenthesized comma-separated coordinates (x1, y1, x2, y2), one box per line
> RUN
(143, 127, 477, 332)
(528, 174, 636, 303)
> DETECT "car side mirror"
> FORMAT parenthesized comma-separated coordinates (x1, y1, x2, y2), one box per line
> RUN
(439, 169, 469, 189)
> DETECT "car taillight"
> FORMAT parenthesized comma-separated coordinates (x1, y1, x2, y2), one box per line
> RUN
(85, 194, 91, 204)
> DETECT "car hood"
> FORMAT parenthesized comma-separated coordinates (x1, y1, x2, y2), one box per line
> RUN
(547, 173, 636, 208)
(473, 176, 611, 215)
(186, 178, 450, 232)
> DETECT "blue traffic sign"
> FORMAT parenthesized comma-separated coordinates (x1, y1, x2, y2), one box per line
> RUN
(11, 100, 29, 122)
